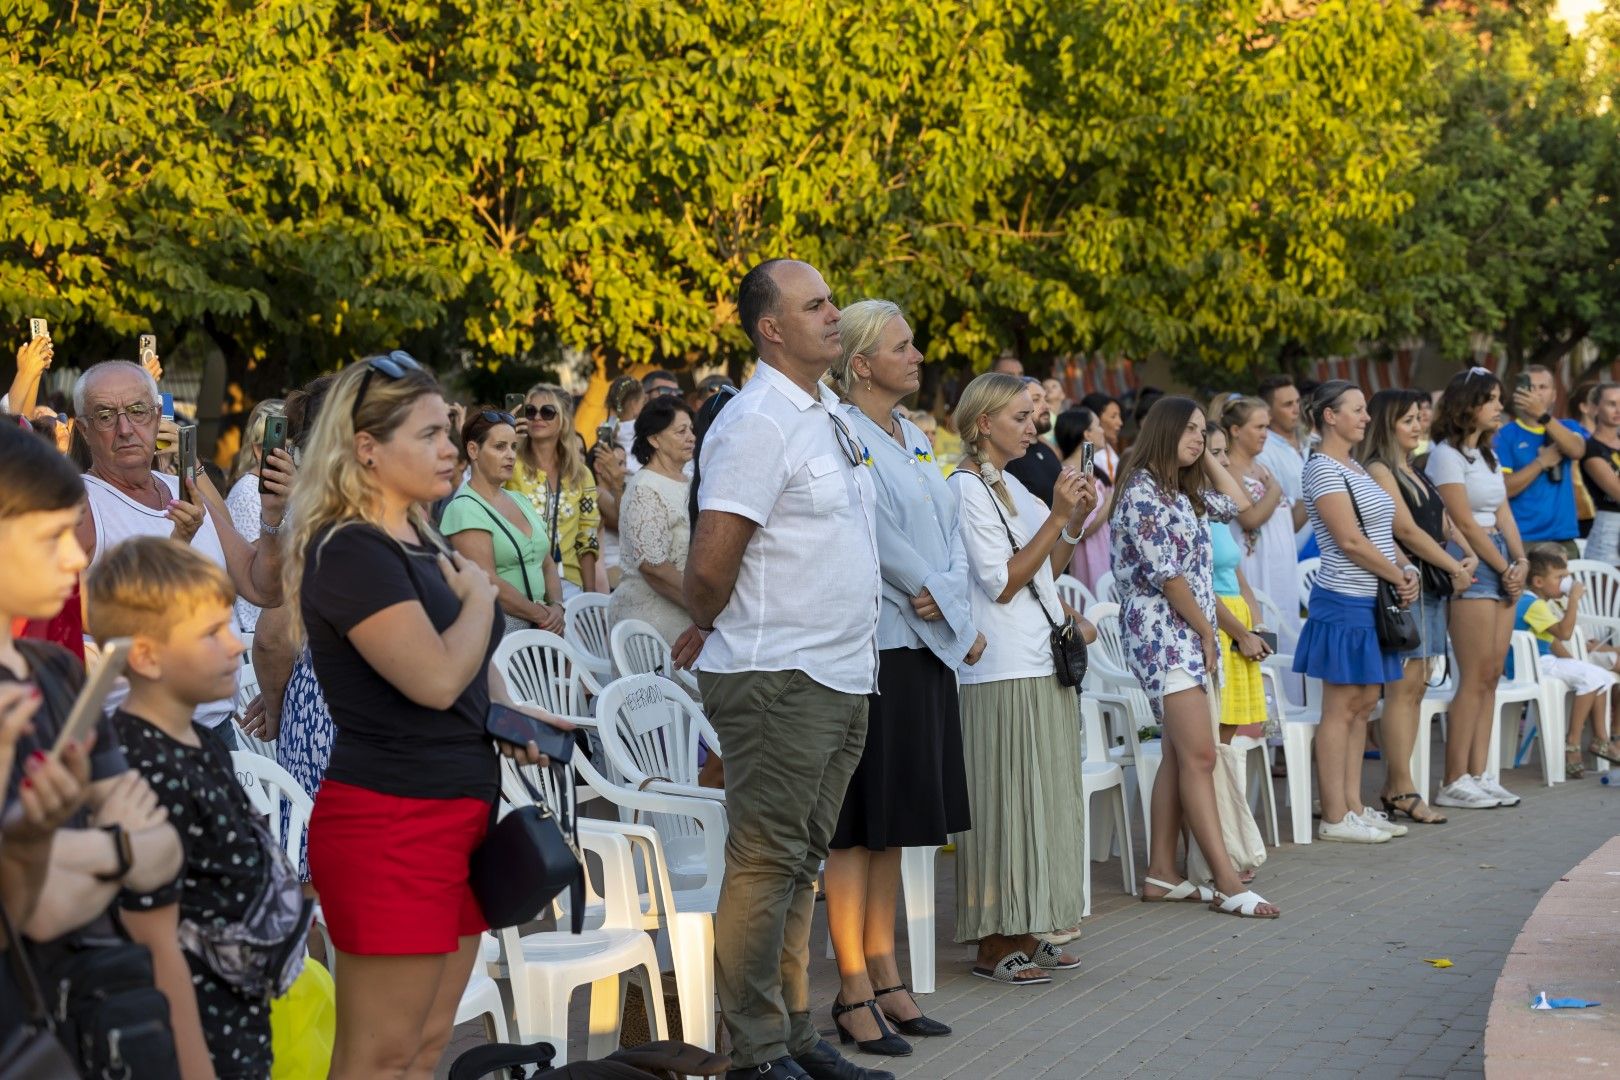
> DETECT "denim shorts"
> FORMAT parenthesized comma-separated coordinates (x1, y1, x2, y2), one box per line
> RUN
(1402, 592, 1448, 661)
(1452, 532, 1510, 602)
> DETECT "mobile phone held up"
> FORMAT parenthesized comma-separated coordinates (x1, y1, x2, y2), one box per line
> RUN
(595, 417, 618, 450)
(177, 423, 198, 503)
(28, 318, 47, 341)
(52, 638, 133, 756)
(505, 392, 526, 416)
(485, 702, 574, 763)
(259, 415, 288, 495)
(1080, 441, 1095, 479)
(138, 334, 157, 367)
(160, 393, 175, 421)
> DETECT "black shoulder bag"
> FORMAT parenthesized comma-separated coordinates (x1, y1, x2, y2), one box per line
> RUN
(470, 763, 584, 932)
(0, 902, 80, 1079)
(956, 471, 1088, 687)
(1344, 472, 1421, 653)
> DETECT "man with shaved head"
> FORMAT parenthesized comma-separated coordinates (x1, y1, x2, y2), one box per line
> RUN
(679, 260, 886, 1080)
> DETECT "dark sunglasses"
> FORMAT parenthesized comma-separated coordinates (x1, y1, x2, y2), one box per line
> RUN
(647, 384, 683, 398)
(351, 350, 422, 423)
(479, 410, 517, 426)
(524, 403, 560, 422)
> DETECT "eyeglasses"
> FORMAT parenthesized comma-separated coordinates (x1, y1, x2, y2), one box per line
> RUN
(351, 350, 422, 423)
(829, 413, 864, 469)
(85, 401, 160, 431)
(647, 385, 683, 398)
(525, 403, 560, 422)
(478, 410, 517, 426)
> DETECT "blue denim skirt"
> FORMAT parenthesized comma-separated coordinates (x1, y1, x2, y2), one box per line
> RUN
(1293, 585, 1404, 686)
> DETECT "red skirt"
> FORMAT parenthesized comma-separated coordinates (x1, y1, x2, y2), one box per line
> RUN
(308, 779, 491, 955)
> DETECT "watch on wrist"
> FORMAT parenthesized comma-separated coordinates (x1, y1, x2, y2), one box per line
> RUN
(95, 824, 133, 883)
(1538, 412, 1553, 426)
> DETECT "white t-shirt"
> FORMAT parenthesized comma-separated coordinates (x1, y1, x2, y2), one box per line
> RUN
(953, 470, 1065, 685)
(1425, 440, 1506, 528)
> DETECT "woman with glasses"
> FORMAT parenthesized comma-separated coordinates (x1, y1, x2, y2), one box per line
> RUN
(607, 395, 697, 645)
(284, 354, 561, 1079)
(1426, 368, 1527, 810)
(1293, 381, 1418, 843)
(441, 409, 565, 634)
(225, 398, 286, 635)
(506, 385, 601, 598)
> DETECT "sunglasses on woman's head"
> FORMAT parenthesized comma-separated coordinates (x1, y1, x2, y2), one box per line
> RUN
(479, 410, 517, 426)
(351, 350, 422, 423)
(525, 403, 560, 422)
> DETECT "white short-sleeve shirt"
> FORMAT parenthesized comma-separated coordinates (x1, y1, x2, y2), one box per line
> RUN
(694, 362, 881, 695)
(1425, 440, 1507, 528)
(953, 470, 1064, 685)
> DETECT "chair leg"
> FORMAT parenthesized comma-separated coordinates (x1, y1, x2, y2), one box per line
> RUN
(1080, 798, 1094, 919)
(1114, 788, 1136, 896)
(585, 973, 624, 1062)
(900, 847, 937, 995)
(1485, 705, 1504, 780)
(1284, 727, 1313, 845)
(669, 912, 716, 1051)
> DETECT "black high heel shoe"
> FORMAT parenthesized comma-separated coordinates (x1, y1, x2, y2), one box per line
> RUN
(831, 998, 912, 1056)
(873, 984, 951, 1038)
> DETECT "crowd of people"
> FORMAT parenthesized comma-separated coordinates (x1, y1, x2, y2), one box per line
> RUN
(3, 257, 1617, 1080)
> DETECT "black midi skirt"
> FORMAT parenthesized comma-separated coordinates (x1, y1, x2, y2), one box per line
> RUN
(830, 645, 971, 850)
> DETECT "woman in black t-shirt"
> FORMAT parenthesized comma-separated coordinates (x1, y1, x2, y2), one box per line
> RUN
(280, 354, 562, 1079)
(1581, 384, 1620, 565)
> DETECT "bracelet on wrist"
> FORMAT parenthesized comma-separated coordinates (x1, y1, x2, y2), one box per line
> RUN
(1061, 525, 1083, 545)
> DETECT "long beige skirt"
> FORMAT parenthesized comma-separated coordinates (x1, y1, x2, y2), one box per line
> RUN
(952, 673, 1088, 942)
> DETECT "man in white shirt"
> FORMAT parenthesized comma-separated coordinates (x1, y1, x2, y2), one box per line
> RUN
(679, 259, 886, 1080)
(1256, 374, 1309, 548)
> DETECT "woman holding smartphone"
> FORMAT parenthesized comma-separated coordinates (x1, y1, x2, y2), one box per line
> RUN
(283, 353, 564, 1078)
(507, 384, 601, 597)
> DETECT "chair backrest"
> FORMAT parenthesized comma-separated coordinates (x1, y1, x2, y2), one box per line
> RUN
(611, 619, 675, 677)
(493, 629, 597, 721)
(1084, 604, 1129, 679)
(594, 674, 720, 788)
(1055, 574, 1096, 614)
(1095, 571, 1122, 606)
(1297, 558, 1321, 607)
(564, 593, 614, 680)
(1505, 630, 1541, 689)
(1570, 559, 1620, 630)
(1079, 697, 1110, 763)
(1249, 589, 1286, 636)
(230, 751, 312, 865)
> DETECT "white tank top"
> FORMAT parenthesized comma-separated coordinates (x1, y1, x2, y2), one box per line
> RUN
(83, 471, 239, 728)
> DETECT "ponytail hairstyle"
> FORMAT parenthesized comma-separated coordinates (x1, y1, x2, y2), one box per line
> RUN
(952, 372, 1030, 515)
(1430, 368, 1501, 468)
(606, 375, 644, 419)
(280, 357, 448, 646)
(829, 299, 903, 398)
(1107, 395, 1210, 522)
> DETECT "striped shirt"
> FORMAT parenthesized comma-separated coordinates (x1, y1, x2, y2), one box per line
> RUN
(1303, 453, 1399, 598)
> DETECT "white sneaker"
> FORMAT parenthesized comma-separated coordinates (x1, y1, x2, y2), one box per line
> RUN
(1474, 773, 1521, 807)
(1433, 775, 1500, 809)
(1357, 807, 1408, 837)
(1318, 815, 1390, 843)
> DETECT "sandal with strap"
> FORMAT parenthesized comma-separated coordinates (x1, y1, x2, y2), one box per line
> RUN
(970, 951, 1051, 986)
(1567, 744, 1587, 780)
(1141, 876, 1216, 903)
(873, 985, 951, 1038)
(1380, 792, 1447, 825)
(1209, 889, 1281, 919)
(1588, 740, 1620, 766)
(830, 997, 911, 1056)
(1030, 939, 1082, 971)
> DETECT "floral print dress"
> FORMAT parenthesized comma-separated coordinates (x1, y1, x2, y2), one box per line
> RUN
(1108, 470, 1237, 719)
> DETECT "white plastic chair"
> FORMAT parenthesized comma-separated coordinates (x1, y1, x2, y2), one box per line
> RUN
(1230, 732, 1279, 846)
(1486, 631, 1563, 786)
(1055, 574, 1096, 614)
(609, 619, 700, 697)
(1079, 699, 1136, 916)
(1260, 655, 1319, 844)
(564, 592, 615, 684)
(494, 629, 603, 725)
(229, 751, 311, 866)
(1570, 560, 1620, 647)
(455, 933, 511, 1046)
(1410, 654, 1457, 804)
(232, 656, 276, 759)
(1296, 558, 1321, 610)
(1094, 571, 1121, 605)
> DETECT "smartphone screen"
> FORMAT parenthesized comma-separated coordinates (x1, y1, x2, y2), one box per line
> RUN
(1081, 441, 1095, 478)
(504, 392, 526, 415)
(177, 423, 198, 502)
(29, 318, 47, 341)
(160, 393, 175, 421)
(259, 415, 288, 495)
(52, 639, 133, 755)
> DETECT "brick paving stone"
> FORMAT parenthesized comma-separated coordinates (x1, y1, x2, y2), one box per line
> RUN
(434, 757, 1620, 1078)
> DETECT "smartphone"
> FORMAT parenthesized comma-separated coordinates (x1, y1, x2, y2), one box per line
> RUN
(177, 423, 198, 502)
(138, 333, 157, 366)
(1081, 441, 1095, 478)
(51, 639, 133, 755)
(595, 417, 618, 449)
(504, 392, 526, 415)
(1516, 372, 1533, 395)
(28, 318, 47, 341)
(1254, 630, 1279, 653)
(485, 703, 575, 763)
(160, 393, 175, 421)
(258, 415, 288, 495)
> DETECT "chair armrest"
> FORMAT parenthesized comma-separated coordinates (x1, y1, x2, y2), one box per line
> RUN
(643, 779, 727, 805)
(576, 826, 640, 929)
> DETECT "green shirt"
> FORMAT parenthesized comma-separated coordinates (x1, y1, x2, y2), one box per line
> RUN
(440, 484, 552, 601)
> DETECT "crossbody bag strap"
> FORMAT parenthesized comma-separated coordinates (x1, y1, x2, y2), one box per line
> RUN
(453, 494, 535, 602)
(951, 470, 1064, 632)
(0, 881, 56, 1030)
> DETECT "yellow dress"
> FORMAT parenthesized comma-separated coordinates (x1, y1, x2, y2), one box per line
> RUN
(1217, 594, 1266, 726)
(505, 458, 600, 590)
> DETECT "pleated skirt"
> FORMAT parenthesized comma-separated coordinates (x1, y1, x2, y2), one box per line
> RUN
(952, 673, 1087, 942)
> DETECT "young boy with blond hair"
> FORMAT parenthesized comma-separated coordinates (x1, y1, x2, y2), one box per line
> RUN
(87, 536, 306, 1080)
(1515, 545, 1620, 778)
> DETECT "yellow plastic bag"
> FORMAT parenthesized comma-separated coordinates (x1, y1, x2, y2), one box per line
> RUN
(270, 959, 336, 1078)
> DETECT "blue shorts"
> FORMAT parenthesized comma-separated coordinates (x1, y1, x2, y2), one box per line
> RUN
(1453, 532, 1510, 602)
(1402, 592, 1448, 662)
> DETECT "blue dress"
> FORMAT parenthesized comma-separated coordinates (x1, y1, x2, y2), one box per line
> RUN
(276, 650, 334, 880)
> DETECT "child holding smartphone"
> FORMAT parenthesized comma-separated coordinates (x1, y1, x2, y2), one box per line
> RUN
(87, 536, 308, 1080)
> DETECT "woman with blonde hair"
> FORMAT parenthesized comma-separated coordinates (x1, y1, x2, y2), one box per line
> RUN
(822, 300, 980, 1050)
(950, 372, 1095, 985)
(506, 383, 600, 597)
(1220, 395, 1303, 653)
(225, 398, 285, 634)
(282, 352, 561, 1079)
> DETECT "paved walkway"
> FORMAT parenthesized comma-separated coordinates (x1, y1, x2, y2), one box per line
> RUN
(442, 759, 1620, 1078)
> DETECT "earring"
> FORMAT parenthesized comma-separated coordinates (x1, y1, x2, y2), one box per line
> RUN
(865, 378, 873, 394)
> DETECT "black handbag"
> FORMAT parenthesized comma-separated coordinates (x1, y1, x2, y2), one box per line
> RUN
(469, 765, 584, 932)
(0, 898, 80, 1080)
(958, 471, 1089, 687)
(42, 940, 181, 1079)
(1345, 474, 1421, 653)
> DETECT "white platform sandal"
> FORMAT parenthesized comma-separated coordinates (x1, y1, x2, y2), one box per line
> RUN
(1209, 889, 1280, 919)
(1140, 876, 1216, 904)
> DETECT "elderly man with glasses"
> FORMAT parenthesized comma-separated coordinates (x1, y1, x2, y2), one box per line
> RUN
(71, 360, 292, 748)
